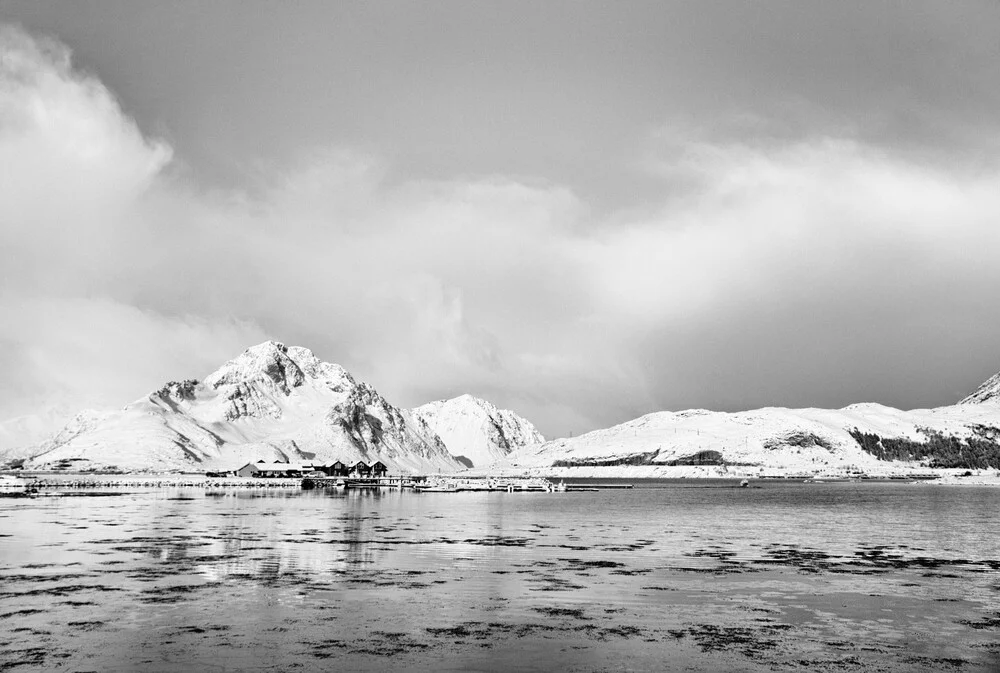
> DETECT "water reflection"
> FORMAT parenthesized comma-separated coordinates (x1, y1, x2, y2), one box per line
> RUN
(1, 483, 999, 672)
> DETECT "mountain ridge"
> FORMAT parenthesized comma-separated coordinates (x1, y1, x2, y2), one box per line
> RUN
(6, 346, 1000, 476)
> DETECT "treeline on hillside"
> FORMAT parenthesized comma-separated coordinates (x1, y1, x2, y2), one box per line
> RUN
(664, 450, 725, 466)
(848, 426, 1000, 469)
(552, 451, 659, 468)
(552, 449, 727, 468)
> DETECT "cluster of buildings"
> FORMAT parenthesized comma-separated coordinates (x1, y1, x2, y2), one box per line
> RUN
(228, 460, 389, 479)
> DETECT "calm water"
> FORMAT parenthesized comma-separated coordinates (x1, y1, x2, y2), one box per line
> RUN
(1, 480, 999, 672)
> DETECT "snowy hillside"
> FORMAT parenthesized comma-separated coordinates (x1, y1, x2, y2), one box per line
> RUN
(499, 400, 1000, 478)
(23, 342, 463, 473)
(410, 394, 544, 467)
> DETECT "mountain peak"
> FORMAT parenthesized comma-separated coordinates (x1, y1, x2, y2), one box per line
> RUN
(203, 340, 305, 394)
(960, 371, 1000, 405)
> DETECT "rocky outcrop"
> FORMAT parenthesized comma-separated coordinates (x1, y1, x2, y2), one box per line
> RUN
(960, 371, 1000, 405)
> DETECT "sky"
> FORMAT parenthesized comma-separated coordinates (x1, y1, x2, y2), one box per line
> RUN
(2, 2, 1000, 443)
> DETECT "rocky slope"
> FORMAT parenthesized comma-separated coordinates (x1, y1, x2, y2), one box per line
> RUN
(410, 394, 544, 467)
(960, 369, 1000, 404)
(22, 342, 462, 473)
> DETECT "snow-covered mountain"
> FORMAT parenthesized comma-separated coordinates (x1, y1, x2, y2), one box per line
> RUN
(410, 394, 544, 467)
(23, 342, 463, 473)
(15, 345, 1000, 477)
(499, 374, 1000, 477)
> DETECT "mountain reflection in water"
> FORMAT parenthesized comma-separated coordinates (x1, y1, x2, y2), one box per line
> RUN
(1, 480, 999, 672)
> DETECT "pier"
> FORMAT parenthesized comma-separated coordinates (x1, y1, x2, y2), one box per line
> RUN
(301, 476, 410, 490)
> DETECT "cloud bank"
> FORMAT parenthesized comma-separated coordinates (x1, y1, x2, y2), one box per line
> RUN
(2, 24, 999, 445)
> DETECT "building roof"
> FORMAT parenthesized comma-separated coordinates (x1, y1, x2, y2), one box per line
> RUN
(236, 459, 386, 471)
(252, 462, 305, 472)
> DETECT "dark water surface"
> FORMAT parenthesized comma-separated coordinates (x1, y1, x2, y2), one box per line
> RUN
(2, 480, 999, 671)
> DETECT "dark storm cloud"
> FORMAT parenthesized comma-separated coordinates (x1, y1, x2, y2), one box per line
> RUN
(6, 2, 998, 207)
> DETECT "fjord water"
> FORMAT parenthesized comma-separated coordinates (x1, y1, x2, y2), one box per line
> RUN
(1, 481, 999, 671)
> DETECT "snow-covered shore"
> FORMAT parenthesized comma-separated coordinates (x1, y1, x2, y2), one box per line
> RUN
(460, 464, 1000, 483)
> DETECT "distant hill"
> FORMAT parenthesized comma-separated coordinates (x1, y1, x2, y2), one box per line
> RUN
(498, 368, 1000, 476)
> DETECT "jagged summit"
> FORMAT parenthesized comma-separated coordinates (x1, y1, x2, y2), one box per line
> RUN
(204, 341, 306, 392)
(960, 371, 1000, 405)
(202, 341, 353, 392)
(411, 394, 544, 467)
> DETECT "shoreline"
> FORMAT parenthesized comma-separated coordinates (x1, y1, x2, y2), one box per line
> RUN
(6, 467, 1000, 488)
(465, 463, 1000, 484)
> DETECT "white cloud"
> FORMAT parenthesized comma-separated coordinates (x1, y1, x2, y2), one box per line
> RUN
(2, 24, 999, 445)
(595, 138, 1000, 323)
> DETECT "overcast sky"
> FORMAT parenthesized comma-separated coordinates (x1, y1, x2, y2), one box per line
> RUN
(2, 2, 1000, 441)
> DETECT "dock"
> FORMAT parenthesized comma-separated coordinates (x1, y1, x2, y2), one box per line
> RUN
(301, 476, 577, 492)
(302, 476, 409, 490)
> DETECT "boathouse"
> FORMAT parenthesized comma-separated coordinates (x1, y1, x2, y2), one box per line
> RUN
(320, 460, 349, 477)
(370, 461, 388, 477)
(349, 461, 372, 477)
(249, 462, 305, 478)
(235, 462, 263, 478)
